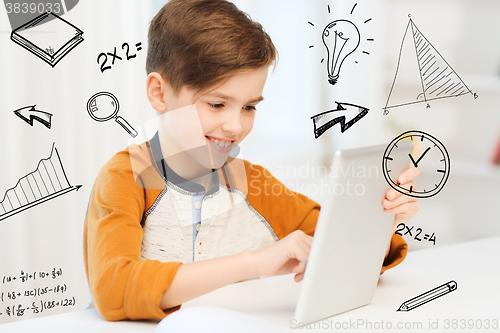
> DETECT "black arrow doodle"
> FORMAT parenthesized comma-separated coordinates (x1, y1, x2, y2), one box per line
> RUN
(13, 105, 53, 129)
(311, 102, 369, 139)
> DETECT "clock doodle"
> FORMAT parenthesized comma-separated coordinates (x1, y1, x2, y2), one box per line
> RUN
(383, 130, 450, 198)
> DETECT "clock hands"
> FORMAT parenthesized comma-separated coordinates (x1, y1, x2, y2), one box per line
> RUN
(408, 147, 431, 168)
(408, 154, 418, 168)
(384, 130, 450, 199)
(415, 147, 431, 166)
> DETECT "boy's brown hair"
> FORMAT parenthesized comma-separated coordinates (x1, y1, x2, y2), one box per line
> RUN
(146, 0, 277, 93)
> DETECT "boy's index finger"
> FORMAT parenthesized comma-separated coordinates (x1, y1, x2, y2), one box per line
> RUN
(398, 167, 420, 184)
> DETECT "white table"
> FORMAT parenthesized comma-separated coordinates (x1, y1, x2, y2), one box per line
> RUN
(2, 237, 499, 333)
(184, 236, 500, 332)
(0, 307, 159, 332)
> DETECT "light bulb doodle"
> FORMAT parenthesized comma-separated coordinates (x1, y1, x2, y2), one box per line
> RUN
(322, 20, 360, 85)
(308, 3, 374, 86)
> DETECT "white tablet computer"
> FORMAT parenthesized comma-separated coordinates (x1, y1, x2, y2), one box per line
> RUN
(294, 141, 413, 324)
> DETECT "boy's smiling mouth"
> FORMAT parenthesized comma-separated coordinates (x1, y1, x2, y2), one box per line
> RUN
(205, 136, 234, 153)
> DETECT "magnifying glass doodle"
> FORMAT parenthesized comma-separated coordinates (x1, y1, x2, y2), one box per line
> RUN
(86, 91, 138, 138)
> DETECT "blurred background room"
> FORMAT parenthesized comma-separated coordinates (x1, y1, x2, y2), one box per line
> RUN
(0, 0, 498, 324)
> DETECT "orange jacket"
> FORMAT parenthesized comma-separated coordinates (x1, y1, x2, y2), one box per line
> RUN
(83, 136, 407, 321)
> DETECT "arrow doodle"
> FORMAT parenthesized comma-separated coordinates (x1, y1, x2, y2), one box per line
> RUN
(311, 102, 369, 139)
(13, 105, 53, 129)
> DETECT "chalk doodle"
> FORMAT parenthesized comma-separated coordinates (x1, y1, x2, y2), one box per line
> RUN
(2, 268, 63, 285)
(86, 91, 138, 138)
(97, 41, 143, 73)
(13, 105, 52, 129)
(1, 268, 76, 319)
(397, 281, 457, 311)
(308, 3, 374, 85)
(383, 16, 477, 115)
(10, 11, 84, 67)
(395, 223, 436, 245)
(382, 130, 450, 199)
(311, 102, 369, 138)
(321, 19, 359, 85)
(0, 143, 82, 222)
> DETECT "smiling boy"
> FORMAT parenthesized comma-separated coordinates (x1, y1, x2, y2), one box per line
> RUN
(83, 0, 419, 321)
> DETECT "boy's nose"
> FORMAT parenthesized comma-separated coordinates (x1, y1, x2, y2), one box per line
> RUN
(221, 110, 243, 135)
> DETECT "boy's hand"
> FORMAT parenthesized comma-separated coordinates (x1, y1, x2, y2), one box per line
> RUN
(382, 167, 420, 225)
(251, 230, 313, 282)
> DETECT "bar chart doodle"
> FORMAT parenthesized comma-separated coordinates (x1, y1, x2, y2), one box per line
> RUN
(383, 16, 476, 115)
(0, 143, 82, 222)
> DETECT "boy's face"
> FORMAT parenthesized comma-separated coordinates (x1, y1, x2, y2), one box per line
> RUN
(162, 66, 268, 169)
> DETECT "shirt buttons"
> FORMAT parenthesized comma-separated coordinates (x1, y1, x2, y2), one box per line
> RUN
(196, 223, 201, 232)
(198, 244, 203, 254)
(194, 201, 202, 210)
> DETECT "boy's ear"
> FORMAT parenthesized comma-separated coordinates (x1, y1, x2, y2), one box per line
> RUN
(146, 72, 169, 112)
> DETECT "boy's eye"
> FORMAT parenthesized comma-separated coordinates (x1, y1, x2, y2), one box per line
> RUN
(209, 103, 225, 109)
(243, 105, 257, 112)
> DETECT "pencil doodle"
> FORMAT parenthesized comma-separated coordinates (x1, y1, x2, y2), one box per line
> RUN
(397, 281, 457, 311)
(0, 143, 82, 222)
(311, 102, 369, 138)
(383, 16, 477, 115)
(308, 3, 374, 85)
(10, 11, 84, 67)
(13, 105, 52, 129)
(86, 91, 138, 138)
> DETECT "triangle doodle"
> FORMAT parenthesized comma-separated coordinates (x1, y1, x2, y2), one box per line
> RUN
(383, 19, 475, 115)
